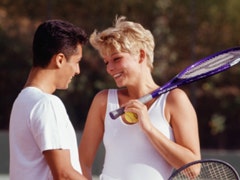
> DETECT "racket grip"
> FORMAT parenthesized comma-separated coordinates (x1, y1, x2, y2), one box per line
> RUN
(109, 94, 153, 120)
(109, 107, 125, 119)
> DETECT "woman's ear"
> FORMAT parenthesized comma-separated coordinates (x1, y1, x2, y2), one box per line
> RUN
(139, 49, 146, 63)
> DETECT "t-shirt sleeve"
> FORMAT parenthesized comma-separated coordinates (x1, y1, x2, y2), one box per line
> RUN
(29, 95, 70, 152)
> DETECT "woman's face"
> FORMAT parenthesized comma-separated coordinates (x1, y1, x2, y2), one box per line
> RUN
(103, 51, 141, 88)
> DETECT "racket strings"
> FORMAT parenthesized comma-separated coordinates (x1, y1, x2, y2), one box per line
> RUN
(181, 51, 240, 78)
(200, 162, 237, 179)
(171, 161, 239, 180)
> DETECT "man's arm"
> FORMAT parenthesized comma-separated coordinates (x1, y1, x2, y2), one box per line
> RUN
(43, 149, 87, 180)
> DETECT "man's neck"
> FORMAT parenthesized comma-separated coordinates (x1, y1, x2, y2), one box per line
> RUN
(24, 67, 56, 94)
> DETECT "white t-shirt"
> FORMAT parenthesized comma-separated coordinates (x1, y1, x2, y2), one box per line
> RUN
(100, 89, 174, 180)
(9, 87, 82, 180)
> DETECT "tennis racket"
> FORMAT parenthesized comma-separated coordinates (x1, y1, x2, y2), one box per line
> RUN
(168, 159, 240, 180)
(109, 47, 240, 119)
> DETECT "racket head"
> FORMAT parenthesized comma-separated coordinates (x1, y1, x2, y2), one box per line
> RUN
(168, 159, 240, 180)
(176, 47, 240, 80)
(151, 47, 240, 99)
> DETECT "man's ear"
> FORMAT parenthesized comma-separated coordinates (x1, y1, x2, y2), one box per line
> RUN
(55, 53, 65, 68)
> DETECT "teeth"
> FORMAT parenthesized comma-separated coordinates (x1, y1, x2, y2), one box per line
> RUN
(113, 73, 122, 78)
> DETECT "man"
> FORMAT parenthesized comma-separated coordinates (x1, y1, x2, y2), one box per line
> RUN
(9, 20, 88, 180)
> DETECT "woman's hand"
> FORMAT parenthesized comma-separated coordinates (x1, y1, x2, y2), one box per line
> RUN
(123, 100, 153, 131)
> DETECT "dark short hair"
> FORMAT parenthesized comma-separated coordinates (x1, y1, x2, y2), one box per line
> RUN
(32, 19, 88, 67)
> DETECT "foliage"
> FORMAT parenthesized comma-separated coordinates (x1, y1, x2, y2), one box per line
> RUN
(0, 0, 240, 149)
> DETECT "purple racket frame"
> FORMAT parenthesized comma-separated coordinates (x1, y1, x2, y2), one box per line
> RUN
(110, 47, 240, 120)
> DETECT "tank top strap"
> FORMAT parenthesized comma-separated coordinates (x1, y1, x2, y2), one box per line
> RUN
(107, 89, 118, 105)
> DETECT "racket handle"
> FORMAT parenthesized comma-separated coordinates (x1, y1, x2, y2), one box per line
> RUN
(109, 94, 153, 120)
(138, 94, 153, 103)
(109, 107, 125, 119)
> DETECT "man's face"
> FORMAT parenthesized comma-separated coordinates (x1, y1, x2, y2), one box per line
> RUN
(56, 44, 83, 89)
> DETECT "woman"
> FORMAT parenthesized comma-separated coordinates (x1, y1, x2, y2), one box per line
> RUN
(79, 16, 200, 180)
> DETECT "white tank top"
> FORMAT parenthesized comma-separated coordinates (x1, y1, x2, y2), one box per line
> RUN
(100, 89, 174, 180)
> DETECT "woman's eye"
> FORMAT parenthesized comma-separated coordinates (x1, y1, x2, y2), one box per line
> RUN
(114, 57, 121, 61)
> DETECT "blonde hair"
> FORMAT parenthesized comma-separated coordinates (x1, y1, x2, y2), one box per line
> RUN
(90, 16, 155, 70)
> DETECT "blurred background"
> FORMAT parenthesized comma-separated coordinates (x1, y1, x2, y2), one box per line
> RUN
(0, 0, 240, 179)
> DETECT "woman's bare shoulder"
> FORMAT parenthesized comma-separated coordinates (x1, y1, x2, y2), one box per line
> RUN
(166, 88, 189, 103)
(93, 89, 109, 101)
